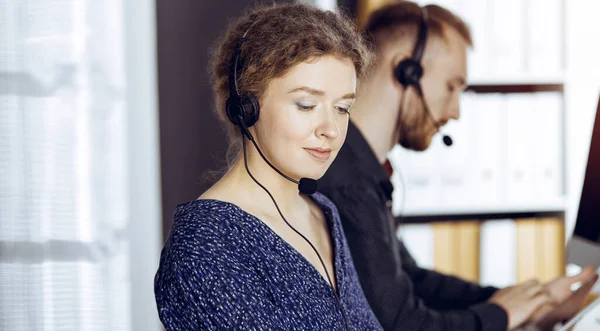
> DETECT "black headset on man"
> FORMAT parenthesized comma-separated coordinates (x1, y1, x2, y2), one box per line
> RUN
(394, 6, 453, 147)
(224, 22, 350, 331)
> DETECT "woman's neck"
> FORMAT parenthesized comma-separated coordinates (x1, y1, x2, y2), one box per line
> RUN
(218, 149, 311, 219)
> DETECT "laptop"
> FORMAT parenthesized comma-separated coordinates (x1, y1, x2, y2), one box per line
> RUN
(558, 94, 600, 330)
(566, 94, 600, 268)
(557, 294, 600, 330)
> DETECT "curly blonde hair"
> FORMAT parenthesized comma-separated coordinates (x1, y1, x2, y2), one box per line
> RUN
(210, 3, 373, 147)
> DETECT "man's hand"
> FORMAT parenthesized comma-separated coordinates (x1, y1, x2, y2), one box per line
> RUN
(488, 279, 555, 330)
(529, 265, 599, 331)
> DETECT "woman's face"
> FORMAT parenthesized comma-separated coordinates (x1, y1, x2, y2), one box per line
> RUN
(251, 55, 357, 180)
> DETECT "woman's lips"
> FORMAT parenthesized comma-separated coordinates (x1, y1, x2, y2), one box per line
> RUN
(303, 147, 332, 161)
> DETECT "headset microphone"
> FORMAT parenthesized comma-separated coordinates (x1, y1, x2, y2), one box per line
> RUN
(298, 178, 319, 195)
(443, 135, 453, 147)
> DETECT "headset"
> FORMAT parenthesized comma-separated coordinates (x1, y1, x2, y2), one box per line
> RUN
(225, 25, 261, 136)
(394, 6, 453, 147)
(225, 22, 349, 331)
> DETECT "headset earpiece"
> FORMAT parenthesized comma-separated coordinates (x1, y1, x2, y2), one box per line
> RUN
(225, 34, 260, 131)
(225, 93, 259, 128)
(239, 94, 260, 127)
(395, 6, 428, 88)
(395, 58, 423, 87)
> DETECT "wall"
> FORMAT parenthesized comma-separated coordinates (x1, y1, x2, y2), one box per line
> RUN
(156, 1, 290, 238)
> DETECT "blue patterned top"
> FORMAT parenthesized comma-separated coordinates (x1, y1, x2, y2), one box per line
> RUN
(154, 192, 383, 330)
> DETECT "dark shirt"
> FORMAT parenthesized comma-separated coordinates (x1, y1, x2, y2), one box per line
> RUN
(154, 192, 383, 330)
(318, 121, 509, 331)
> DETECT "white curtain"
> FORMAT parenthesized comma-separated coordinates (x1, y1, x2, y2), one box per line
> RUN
(0, 1, 150, 329)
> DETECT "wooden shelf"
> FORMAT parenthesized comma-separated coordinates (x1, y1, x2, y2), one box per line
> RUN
(466, 83, 564, 93)
(468, 75, 564, 85)
(398, 210, 565, 224)
(466, 75, 565, 93)
(396, 199, 566, 223)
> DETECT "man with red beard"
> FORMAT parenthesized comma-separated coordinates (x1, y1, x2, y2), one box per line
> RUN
(319, 2, 598, 331)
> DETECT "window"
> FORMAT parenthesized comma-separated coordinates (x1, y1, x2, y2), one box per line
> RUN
(0, 1, 160, 329)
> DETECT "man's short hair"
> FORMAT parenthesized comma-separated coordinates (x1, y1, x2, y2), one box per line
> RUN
(364, 1, 473, 51)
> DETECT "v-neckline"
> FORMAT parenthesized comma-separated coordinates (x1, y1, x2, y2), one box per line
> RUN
(195, 195, 344, 297)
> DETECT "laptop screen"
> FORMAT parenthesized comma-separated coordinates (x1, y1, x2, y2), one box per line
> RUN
(572, 94, 600, 245)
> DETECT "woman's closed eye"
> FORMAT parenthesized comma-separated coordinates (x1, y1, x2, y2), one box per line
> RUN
(296, 101, 351, 114)
(296, 102, 316, 111)
(335, 105, 351, 114)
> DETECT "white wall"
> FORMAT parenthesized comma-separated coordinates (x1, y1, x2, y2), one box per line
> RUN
(124, 0, 163, 330)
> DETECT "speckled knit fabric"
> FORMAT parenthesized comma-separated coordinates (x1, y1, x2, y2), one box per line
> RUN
(154, 192, 383, 330)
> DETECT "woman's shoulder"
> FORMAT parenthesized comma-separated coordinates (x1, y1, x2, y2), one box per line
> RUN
(161, 199, 252, 264)
(154, 200, 268, 312)
(172, 199, 243, 231)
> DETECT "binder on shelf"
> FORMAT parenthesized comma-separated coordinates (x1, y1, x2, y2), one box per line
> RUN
(480, 219, 517, 288)
(433, 220, 480, 283)
(505, 94, 537, 203)
(460, 0, 491, 79)
(439, 98, 471, 207)
(537, 217, 566, 283)
(526, 0, 563, 76)
(517, 217, 566, 283)
(469, 93, 506, 205)
(389, 142, 441, 211)
(532, 92, 563, 200)
(516, 218, 539, 282)
(397, 224, 435, 269)
(489, 0, 525, 77)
